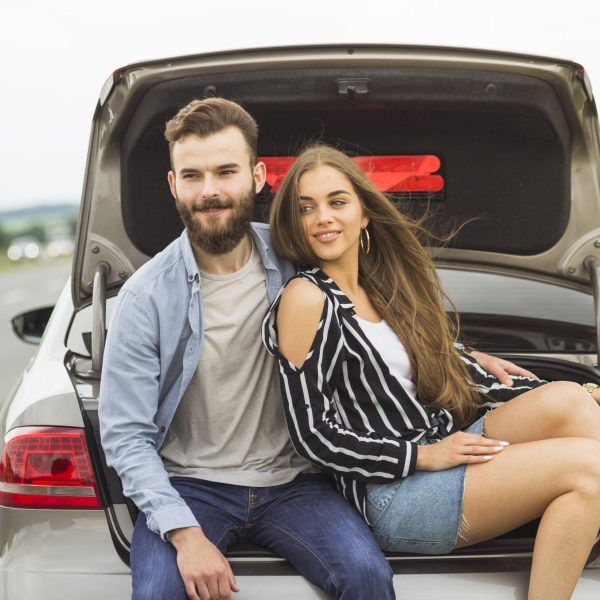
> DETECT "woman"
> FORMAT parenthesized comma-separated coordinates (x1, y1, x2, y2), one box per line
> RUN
(262, 144, 600, 600)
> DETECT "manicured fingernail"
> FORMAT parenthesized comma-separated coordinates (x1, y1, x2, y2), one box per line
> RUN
(494, 446, 504, 451)
(483, 455, 493, 460)
(499, 441, 509, 446)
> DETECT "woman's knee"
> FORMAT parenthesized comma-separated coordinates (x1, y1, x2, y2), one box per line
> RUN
(568, 441, 600, 499)
(537, 381, 598, 428)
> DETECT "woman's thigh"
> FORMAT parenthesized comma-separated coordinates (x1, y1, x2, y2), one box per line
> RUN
(456, 436, 600, 549)
(484, 380, 600, 444)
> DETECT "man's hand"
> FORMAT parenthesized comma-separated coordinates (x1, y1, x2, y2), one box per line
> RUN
(469, 350, 540, 388)
(169, 526, 239, 600)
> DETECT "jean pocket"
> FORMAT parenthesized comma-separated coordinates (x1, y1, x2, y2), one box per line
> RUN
(366, 479, 403, 513)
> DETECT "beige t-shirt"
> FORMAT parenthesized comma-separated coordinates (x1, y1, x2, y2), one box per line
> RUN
(160, 242, 313, 486)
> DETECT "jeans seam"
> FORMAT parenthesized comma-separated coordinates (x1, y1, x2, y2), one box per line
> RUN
(244, 488, 252, 527)
(261, 519, 340, 595)
(215, 525, 244, 549)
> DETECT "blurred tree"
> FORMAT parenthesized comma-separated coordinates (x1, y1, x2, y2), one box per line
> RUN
(29, 224, 47, 243)
(0, 223, 9, 249)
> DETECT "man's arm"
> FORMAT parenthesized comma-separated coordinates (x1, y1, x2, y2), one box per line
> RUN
(467, 349, 540, 387)
(99, 288, 199, 538)
(99, 288, 240, 599)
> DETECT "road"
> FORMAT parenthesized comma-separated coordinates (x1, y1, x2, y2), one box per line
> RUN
(0, 260, 71, 403)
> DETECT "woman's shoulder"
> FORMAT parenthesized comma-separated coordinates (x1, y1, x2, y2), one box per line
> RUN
(279, 273, 326, 321)
(288, 268, 338, 295)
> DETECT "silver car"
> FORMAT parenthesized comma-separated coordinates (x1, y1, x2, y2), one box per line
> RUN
(2, 45, 600, 599)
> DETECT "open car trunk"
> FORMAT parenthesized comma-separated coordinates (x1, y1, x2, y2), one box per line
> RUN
(66, 354, 600, 573)
(65, 45, 600, 572)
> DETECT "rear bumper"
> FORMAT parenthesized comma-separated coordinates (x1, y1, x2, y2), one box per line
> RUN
(1, 507, 599, 599)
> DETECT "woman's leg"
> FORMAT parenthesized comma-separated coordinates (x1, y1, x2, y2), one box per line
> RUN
(455, 436, 600, 600)
(484, 380, 600, 443)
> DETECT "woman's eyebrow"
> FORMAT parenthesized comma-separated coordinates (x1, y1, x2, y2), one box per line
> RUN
(298, 190, 350, 200)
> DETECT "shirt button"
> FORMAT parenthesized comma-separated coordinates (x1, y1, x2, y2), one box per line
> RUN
(187, 274, 194, 282)
(160, 426, 166, 433)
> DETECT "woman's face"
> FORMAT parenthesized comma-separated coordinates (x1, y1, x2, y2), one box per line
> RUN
(297, 165, 369, 266)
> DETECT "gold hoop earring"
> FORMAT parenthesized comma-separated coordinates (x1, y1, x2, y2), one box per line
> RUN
(360, 228, 371, 255)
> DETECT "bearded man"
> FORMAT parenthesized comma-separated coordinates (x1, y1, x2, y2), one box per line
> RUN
(99, 98, 397, 600)
(99, 98, 536, 600)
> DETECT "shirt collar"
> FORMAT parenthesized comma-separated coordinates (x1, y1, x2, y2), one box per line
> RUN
(179, 229, 200, 284)
(178, 224, 272, 284)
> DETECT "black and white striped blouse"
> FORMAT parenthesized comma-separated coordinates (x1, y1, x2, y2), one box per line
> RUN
(262, 268, 545, 521)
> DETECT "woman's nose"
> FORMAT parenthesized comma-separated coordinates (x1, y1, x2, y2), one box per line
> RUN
(315, 205, 333, 224)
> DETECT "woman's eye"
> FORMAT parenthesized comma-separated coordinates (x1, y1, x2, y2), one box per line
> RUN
(300, 204, 313, 214)
(331, 199, 346, 206)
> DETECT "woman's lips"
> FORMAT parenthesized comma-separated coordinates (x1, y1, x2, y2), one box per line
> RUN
(313, 230, 341, 243)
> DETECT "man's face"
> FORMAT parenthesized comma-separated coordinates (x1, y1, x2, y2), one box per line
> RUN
(167, 127, 266, 255)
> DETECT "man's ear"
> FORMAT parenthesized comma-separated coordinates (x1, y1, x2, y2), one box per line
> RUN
(168, 171, 177, 199)
(254, 161, 267, 194)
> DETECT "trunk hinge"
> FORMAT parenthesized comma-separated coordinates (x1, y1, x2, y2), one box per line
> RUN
(584, 256, 600, 370)
(91, 262, 110, 376)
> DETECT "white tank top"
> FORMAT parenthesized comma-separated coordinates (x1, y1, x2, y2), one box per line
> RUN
(354, 315, 418, 400)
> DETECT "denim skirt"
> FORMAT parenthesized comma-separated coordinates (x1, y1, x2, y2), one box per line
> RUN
(366, 415, 485, 554)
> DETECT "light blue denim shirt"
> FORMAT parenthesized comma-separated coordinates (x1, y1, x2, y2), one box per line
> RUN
(99, 224, 296, 540)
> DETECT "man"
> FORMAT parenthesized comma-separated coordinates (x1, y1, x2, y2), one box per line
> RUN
(99, 98, 537, 600)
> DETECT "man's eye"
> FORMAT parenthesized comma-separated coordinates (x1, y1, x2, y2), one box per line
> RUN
(182, 173, 197, 179)
(220, 170, 235, 176)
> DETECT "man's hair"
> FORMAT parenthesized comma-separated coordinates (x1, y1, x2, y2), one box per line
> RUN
(164, 98, 258, 166)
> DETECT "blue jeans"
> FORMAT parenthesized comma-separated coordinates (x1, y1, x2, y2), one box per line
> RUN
(131, 473, 394, 600)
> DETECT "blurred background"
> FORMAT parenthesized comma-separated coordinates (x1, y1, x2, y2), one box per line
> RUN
(1, 0, 599, 403)
(0, 205, 75, 401)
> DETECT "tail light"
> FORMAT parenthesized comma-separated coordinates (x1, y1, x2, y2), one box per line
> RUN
(0, 427, 101, 509)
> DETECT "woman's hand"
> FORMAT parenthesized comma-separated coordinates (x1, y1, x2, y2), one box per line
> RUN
(416, 431, 509, 471)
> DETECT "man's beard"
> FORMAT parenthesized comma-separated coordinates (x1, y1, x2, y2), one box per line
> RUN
(175, 188, 254, 255)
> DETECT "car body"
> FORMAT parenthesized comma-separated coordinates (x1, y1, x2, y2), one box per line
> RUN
(2, 44, 600, 598)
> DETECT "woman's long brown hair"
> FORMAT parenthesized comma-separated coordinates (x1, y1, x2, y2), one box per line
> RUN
(270, 145, 479, 427)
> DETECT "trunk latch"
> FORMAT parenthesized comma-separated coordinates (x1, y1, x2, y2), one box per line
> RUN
(337, 78, 369, 101)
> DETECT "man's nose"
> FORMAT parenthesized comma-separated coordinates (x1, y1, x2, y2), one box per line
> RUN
(200, 175, 219, 198)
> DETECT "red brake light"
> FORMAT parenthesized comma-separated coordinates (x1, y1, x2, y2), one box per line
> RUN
(261, 155, 444, 193)
(0, 427, 101, 509)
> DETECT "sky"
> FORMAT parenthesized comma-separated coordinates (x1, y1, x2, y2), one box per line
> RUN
(1, 0, 599, 211)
